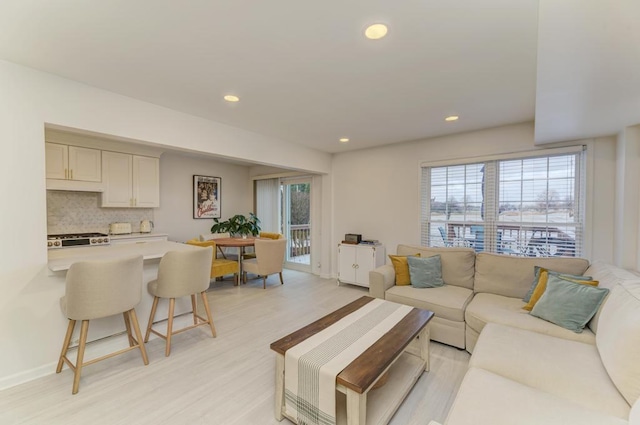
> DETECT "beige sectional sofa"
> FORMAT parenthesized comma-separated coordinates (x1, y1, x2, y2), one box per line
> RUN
(369, 244, 590, 351)
(370, 245, 640, 424)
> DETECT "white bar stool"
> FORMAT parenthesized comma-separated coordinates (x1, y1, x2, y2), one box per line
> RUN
(144, 247, 216, 356)
(56, 255, 149, 394)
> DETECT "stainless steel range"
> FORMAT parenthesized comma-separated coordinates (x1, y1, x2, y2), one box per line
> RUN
(47, 233, 110, 249)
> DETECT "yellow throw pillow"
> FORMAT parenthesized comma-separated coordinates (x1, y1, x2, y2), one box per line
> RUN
(389, 253, 421, 286)
(523, 271, 599, 311)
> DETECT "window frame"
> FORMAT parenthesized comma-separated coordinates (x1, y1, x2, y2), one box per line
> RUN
(421, 146, 586, 257)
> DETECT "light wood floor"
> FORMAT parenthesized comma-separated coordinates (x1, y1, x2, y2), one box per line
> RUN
(0, 270, 469, 425)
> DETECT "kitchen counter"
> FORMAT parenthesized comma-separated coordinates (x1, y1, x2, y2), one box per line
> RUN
(108, 232, 169, 241)
(47, 240, 196, 271)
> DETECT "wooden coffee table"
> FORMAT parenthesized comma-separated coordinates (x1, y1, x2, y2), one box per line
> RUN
(270, 296, 434, 425)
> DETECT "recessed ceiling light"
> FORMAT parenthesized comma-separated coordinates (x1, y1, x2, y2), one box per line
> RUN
(224, 95, 240, 102)
(445, 115, 459, 122)
(365, 24, 388, 40)
(339, 138, 350, 143)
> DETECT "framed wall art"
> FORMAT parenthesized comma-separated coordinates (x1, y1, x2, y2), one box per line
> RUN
(193, 175, 221, 219)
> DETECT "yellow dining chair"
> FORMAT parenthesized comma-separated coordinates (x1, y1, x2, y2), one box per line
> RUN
(186, 239, 239, 284)
(259, 231, 284, 240)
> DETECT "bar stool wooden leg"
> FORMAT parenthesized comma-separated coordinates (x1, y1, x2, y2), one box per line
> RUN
(57, 319, 76, 373)
(123, 312, 134, 347)
(165, 298, 175, 357)
(72, 320, 90, 395)
(191, 294, 198, 325)
(144, 296, 160, 343)
(128, 308, 149, 365)
(263, 276, 267, 289)
(200, 291, 217, 337)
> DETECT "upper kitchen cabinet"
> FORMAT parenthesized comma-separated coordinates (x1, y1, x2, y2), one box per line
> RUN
(46, 143, 101, 182)
(101, 151, 160, 208)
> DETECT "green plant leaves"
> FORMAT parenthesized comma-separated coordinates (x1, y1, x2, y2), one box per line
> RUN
(210, 213, 261, 236)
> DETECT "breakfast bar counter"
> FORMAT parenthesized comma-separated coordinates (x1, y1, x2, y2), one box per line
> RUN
(47, 240, 195, 271)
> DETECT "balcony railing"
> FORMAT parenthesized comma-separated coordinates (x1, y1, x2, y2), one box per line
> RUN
(289, 224, 310, 257)
(434, 223, 577, 257)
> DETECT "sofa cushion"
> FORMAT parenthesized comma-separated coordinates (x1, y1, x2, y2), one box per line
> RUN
(445, 367, 628, 425)
(596, 281, 640, 405)
(465, 293, 596, 345)
(470, 323, 630, 418)
(474, 253, 589, 298)
(385, 284, 473, 322)
(407, 255, 444, 288)
(396, 245, 475, 289)
(584, 260, 640, 333)
(530, 277, 608, 332)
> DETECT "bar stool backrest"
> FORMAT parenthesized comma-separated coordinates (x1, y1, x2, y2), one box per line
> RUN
(64, 256, 143, 321)
(153, 247, 213, 299)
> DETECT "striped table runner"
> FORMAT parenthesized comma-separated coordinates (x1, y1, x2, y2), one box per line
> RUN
(284, 299, 413, 425)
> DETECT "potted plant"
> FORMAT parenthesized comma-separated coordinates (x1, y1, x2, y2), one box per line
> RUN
(210, 213, 261, 238)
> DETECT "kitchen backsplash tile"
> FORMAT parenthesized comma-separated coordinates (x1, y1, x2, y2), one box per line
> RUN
(47, 191, 154, 234)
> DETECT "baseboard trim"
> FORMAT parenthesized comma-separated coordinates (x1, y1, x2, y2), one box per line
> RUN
(0, 314, 193, 391)
(0, 362, 58, 391)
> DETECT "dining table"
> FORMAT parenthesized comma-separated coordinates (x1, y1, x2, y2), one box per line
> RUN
(213, 236, 265, 278)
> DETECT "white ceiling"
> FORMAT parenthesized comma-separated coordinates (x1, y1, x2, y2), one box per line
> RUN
(0, 1, 637, 154)
(535, 0, 640, 144)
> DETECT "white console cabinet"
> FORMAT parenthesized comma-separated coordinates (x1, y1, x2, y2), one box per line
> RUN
(337, 243, 385, 288)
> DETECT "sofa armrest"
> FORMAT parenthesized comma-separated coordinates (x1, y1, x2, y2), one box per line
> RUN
(369, 264, 396, 299)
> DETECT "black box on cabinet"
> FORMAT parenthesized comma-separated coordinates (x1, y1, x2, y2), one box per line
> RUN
(344, 234, 362, 244)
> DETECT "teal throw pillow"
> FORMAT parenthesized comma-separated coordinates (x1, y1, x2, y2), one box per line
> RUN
(530, 275, 609, 333)
(407, 255, 444, 288)
(523, 266, 593, 302)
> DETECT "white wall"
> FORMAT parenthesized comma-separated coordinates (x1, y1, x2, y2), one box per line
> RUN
(0, 59, 330, 388)
(331, 122, 617, 273)
(155, 152, 252, 242)
(614, 125, 640, 269)
(588, 136, 617, 264)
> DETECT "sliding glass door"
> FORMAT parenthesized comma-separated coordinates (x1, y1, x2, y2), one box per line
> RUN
(281, 178, 311, 271)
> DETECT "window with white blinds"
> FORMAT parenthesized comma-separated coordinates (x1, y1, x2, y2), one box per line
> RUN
(421, 149, 585, 257)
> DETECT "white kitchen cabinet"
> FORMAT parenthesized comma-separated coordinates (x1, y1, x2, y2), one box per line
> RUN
(45, 143, 101, 182)
(133, 155, 160, 208)
(337, 243, 385, 288)
(101, 151, 160, 208)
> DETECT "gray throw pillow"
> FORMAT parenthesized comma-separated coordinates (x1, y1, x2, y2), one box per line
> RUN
(407, 255, 444, 288)
(530, 276, 609, 333)
(523, 266, 593, 302)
